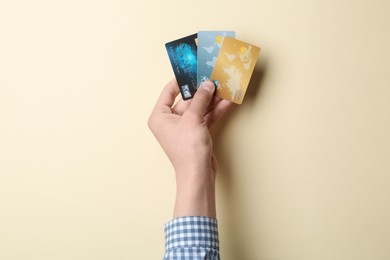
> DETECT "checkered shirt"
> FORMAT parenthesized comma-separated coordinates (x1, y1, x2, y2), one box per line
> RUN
(163, 216, 220, 260)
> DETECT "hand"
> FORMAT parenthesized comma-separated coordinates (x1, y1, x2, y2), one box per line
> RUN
(148, 79, 232, 218)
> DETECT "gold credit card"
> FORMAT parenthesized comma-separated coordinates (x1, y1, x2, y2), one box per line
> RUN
(210, 37, 260, 104)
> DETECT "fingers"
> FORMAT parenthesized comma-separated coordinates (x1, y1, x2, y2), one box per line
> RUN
(185, 81, 215, 121)
(205, 99, 233, 127)
(154, 79, 232, 127)
(205, 95, 223, 114)
(173, 93, 221, 116)
(149, 79, 180, 132)
(172, 98, 191, 115)
(153, 79, 180, 113)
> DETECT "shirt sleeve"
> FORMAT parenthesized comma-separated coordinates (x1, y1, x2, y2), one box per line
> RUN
(163, 216, 220, 260)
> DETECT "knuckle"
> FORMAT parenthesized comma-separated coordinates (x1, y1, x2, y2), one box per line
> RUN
(147, 115, 156, 131)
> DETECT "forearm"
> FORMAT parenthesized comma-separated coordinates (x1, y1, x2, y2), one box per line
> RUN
(174, 170, 216, 218)
(164, 168, 220, 260)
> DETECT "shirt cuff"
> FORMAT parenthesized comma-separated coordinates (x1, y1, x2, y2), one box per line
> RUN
(164, 216, 219, 252)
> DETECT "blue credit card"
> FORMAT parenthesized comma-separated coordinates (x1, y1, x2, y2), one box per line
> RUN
(197, 31, 236, 87)
(165, 33, 198, 100)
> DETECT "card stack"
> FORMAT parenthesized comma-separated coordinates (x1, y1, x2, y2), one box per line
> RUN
(165, 31, 260, 104)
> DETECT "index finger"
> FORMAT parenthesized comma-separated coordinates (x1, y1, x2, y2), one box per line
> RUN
(153, 79, 180, 113)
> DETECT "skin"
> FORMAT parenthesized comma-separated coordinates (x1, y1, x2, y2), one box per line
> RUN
(148, 79, 233, 218)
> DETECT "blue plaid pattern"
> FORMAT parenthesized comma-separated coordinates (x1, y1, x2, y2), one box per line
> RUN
(163, 216, 220, 260)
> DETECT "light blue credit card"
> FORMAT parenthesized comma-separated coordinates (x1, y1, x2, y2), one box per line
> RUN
(197, 31, 236, 87)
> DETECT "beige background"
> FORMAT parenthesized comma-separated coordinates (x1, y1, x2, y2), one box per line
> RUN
(1, 0, 389, 259)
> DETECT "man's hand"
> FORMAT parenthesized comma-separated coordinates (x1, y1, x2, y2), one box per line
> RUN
(148, 79, 232, 218)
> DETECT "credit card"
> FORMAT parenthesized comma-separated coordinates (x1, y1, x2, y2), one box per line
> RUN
(165, 33, 198, 100)
(210, 37, 260, 104)
(197, 31, 235, 87)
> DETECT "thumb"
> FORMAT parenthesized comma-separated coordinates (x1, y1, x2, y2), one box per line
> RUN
(186, 81, 215, 120)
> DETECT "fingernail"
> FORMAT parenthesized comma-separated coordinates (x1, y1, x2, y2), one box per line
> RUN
(201, 81, 215, 93)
